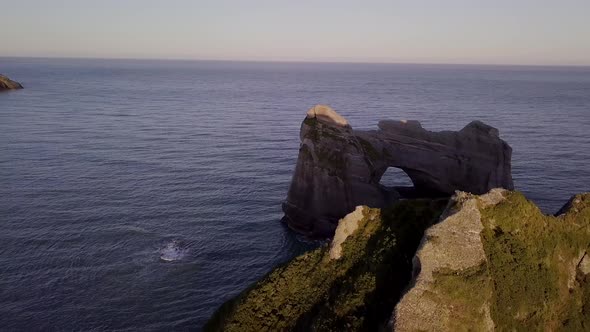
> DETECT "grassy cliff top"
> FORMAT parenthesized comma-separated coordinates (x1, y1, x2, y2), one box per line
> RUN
(396, 190, 590, 331)
(480, 191, 590, 330)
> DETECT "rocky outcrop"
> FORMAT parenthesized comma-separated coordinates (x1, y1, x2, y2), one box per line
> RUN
(282, 105, 513, 237)
(328, 205, 365, 260)
(205, 199, 448, 331)
(206, 191, 590, 331)
(0, 74, 23, 90)
(393, 190, 590, 331)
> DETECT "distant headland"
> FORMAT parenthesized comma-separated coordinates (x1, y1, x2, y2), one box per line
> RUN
(0, 74, 23, 90)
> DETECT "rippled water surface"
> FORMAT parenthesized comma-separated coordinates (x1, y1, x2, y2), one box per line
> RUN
(1, 58, 589, 330)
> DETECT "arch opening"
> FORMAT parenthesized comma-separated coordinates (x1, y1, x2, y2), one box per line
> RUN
(379, 167, 415, 189)
(378, 166, 421, 199)
(378, 167, 449, 199)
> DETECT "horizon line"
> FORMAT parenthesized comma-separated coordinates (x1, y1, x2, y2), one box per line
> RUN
(2, 55, 590, 69)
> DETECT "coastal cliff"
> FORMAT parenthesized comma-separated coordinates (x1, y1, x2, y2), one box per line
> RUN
(208, 190, 590, 331)
(0, 74, 23, 90)
(282, 105, 513, 238)
(206, 107, 588, 331)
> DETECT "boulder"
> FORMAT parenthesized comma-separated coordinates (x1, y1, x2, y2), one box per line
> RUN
(0, 74, 23, 90)
(282, 105, 514, 237)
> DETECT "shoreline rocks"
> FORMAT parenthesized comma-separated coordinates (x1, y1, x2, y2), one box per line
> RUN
(0, 74, 23, 90)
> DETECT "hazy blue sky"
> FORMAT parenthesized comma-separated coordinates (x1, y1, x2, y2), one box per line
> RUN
(1, 0, 589, 65)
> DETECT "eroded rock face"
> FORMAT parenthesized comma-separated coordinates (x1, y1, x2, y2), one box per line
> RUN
(282, 105, 514, 237)
(392, 190, 590, 331)
(0, 74, 23, 90)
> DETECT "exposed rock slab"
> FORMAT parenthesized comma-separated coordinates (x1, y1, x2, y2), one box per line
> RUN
(282, 105, 513, 237)
(0, 74, 23, 90)
(392, 189, 506, 331)
(329, 205, 365, 260)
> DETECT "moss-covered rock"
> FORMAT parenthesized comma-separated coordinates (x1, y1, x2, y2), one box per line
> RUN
(393, 190, 590, 331)
(205, 199, 447, 331)
(482, 192, 590, 331)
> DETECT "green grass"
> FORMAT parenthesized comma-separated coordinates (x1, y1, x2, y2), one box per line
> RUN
(480, 192, 590, 331)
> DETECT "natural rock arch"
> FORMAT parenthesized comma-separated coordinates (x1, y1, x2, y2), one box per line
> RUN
(282, 105, 514, 238)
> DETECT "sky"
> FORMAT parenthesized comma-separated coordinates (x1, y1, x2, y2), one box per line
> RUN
(1, 0, 589, 65)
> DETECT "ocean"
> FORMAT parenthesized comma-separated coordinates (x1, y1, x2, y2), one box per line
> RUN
(1, 58, 589, 330)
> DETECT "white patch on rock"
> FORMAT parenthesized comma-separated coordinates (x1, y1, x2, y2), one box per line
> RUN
(329, 206, 367, 260)
(306, 104, 349, 127)
(579, 252, 590, 275)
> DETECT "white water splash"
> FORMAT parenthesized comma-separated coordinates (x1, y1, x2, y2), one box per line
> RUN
(159, 240, 188, 262)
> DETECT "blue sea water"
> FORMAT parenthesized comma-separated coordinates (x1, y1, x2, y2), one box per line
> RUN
(1, 58, 589, 330)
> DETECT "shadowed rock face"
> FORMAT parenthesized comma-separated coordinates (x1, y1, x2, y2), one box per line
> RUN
(282, 105, 513, 237)
(0, 74, 23, 90)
